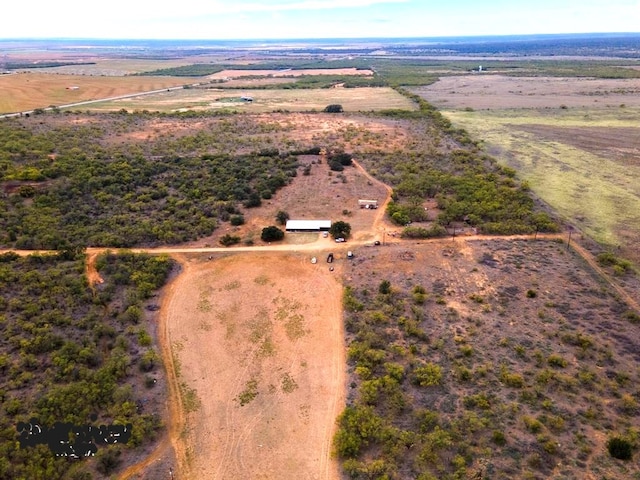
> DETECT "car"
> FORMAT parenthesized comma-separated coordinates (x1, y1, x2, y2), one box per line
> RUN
(322, 232, 329, 238)
(374, 240, 381, 246)
(347, 251, 354, 259)
(335, 237, 345, 243)
(311, 257, 317, 264)
(327, 253, 334, 263)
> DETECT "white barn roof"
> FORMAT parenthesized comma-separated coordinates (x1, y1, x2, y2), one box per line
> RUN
(285, 220, 331, 231)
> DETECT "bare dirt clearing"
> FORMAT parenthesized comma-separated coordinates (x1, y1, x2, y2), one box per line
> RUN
(166, 252, 345, 479)
(414, 75, 640, 110)
(195, 151, 392, 249)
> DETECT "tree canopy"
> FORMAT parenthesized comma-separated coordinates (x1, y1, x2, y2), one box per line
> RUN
(329, 221, 352, 239)
(261, 226, 285, 242)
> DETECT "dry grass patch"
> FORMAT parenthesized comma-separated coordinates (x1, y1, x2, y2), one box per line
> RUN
(84, 87, 416, 113)
(444, 108, 640, 264)
(0, 73, 188, 113)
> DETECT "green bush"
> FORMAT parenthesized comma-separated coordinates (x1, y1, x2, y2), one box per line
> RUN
(219, 234, 241, 246)
(492, 430, 507, 446)
(413, 363, 443, 387)
(607, 436, 633, 460)
(261, 226, 285, 242)
(547, 354, 568, 368)
(230, 215, 245, 226)
(378, 280, 391, 295)
(401, 225, 447, 239)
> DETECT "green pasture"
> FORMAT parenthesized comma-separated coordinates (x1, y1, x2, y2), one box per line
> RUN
(446, 107, 640, 252)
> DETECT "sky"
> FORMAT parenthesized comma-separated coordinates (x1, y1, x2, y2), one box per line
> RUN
(4, 0, 640, 39)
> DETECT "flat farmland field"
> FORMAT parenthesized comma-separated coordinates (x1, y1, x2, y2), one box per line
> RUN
(0, 73, 189, 113)
(414, 75, 640, 110)
(83, 86, 417, 113)
(28, 58, 202, 76)
(413, 75, 640, 265)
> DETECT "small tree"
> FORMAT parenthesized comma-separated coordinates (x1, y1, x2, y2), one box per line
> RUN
(329, 221, 351, 239)
(275, 210, 290, 226)
(261, 226, 284, 242)
(324, 104, 344, 113)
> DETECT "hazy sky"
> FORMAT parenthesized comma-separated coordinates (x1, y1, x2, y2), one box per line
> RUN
(4, 0, 640, 39)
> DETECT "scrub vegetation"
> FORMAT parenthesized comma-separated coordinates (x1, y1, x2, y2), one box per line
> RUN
(0, 250, 173, 479)
(335, 239, 640, 479)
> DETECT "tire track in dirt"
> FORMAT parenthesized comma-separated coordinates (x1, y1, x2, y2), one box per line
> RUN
(214, 336, 264, 479)
(314, 264, 345, 480)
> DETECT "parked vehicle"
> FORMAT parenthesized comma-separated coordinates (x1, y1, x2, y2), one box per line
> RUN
(347, 251, 354, 258)
(335, 237, 345, 243)
(327, 253, 334, 263)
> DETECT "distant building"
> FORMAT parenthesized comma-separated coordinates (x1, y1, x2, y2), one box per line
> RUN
(285, 220, 331, 232)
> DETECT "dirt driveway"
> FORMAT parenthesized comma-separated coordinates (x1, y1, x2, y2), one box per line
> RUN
(166, 251, 346, 479)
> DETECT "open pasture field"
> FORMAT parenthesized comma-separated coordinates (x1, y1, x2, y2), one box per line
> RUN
(29, 58, 203, 76)
(414, 75, 640, 110)
(414, 75, 640, 265)
(166, 251, 345, 479)
(85, 86, 416, 113)
(0, 73, 189, 113)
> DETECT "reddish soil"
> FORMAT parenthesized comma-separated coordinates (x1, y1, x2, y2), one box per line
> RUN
(165, 252, 345, 480)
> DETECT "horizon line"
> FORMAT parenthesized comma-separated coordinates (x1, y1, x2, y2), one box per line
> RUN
(2, 32, 640, 43)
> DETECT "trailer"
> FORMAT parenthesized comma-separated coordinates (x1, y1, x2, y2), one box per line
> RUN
(358, 199, 378, 209)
